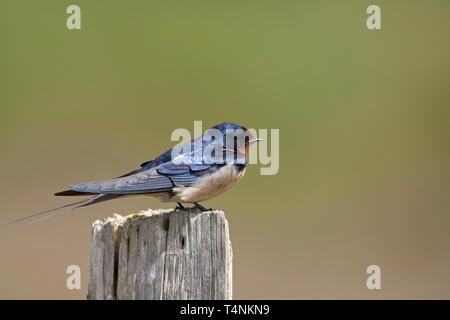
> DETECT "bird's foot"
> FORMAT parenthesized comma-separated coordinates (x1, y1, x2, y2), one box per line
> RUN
(193, 202, 213, 212)
(175, 202, 187, 211)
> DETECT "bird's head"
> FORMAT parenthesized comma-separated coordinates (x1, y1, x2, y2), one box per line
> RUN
(209, 122, 263, 155)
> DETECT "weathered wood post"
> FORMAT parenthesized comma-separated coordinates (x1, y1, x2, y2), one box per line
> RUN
(87, 208, 232, 300)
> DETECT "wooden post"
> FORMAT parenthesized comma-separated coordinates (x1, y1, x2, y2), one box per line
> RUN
(87, 208, 233, 300)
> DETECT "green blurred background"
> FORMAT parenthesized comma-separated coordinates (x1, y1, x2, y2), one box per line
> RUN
(0, 1, 449, 299)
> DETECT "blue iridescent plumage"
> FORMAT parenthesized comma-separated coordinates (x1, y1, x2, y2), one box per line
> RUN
(7, 123, 260, 227)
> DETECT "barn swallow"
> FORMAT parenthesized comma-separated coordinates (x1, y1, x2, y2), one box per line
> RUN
(8, 123, 262, 226)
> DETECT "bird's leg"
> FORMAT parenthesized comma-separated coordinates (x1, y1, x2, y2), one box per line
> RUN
(175, 202, 186, 211)
(193, 202, 212, 212)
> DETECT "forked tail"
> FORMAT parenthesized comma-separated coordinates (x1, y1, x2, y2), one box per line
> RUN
(4, 194, 121, 229)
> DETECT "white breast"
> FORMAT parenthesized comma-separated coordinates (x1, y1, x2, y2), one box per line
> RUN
(161, 164, 246, 203)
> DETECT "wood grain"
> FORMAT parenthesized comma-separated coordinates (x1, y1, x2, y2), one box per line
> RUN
(87, 208, 232, 300)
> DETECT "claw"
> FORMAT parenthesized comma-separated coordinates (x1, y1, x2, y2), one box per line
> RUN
(194, 202, 212, 212)
(175, 202, 186, 211)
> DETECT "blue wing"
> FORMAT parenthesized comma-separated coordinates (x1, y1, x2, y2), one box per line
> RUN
(156, 161, 217, 187)
(70, 160, 220, 195)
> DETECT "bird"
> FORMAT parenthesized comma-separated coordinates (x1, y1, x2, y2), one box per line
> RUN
(7, 123, 262, 227)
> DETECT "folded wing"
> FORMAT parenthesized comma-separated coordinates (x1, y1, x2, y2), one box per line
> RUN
(70, 161, 216, 195)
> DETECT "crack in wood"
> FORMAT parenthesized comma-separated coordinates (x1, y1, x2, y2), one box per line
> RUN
(87, 208, 232, 300)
